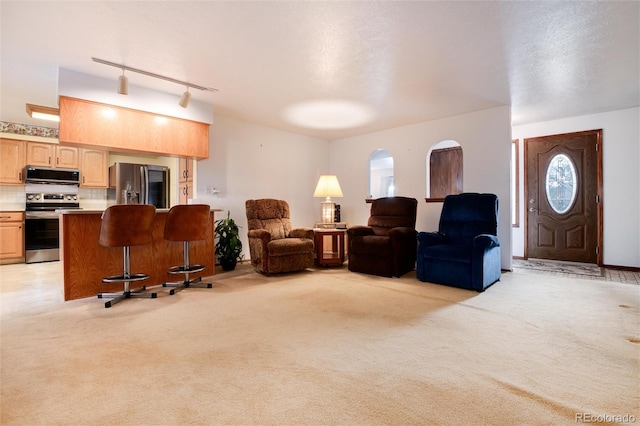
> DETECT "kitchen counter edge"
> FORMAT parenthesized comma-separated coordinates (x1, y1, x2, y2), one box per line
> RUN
(57, 207, 224, 214)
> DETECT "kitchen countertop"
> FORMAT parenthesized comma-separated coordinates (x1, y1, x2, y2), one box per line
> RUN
(0, 206, 25, 212)
(56, 207, 223, 214)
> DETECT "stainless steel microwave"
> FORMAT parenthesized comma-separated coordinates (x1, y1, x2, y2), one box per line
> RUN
(24, 165, 81, 185)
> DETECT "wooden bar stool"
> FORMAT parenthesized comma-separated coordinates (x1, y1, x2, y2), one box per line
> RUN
(98, 204, 157, 308)
(162, 204, 212, 295)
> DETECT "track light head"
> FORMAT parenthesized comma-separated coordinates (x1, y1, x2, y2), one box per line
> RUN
(118, 71, 128, 95)
(179, 88, 191, 108)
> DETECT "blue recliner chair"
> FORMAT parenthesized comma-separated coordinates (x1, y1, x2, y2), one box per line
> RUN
(416, 193, 501, 292)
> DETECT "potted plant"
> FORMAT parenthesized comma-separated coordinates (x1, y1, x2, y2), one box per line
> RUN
(214, 210, 243, 271)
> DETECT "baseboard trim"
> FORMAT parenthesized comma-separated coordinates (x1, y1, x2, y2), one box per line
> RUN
(602, 264, 640, 272)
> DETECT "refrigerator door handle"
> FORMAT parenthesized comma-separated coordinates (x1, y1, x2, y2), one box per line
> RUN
(141, 165, 149, 204)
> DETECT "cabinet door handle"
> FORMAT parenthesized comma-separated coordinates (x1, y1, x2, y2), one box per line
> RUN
(57, 157, 60, 165)
(18, 172, 22, 180)
(0, 216, 11, 219)
(49, 156, 51, 164)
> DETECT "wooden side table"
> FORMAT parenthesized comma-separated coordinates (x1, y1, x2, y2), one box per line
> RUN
(314, 228, 346, 266)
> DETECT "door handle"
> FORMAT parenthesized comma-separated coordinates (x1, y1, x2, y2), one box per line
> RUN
(529, 207, 537, 212)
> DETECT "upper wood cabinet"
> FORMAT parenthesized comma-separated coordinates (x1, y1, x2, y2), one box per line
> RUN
(57, 146, 80, 168)
(179, 181, 194, 205)
(59, 96, 209, 159)
(178, 158, 194, 204)
(179, 158, 194, 183)
(26, 142, 79, 169)
(79, 148, 108, 188)
(0, 139, 26, 184)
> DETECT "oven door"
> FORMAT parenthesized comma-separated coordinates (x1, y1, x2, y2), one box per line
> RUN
(25, 211, 60, 263)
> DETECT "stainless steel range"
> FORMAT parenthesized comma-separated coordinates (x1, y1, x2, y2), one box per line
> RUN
(25, 191, 80, 264)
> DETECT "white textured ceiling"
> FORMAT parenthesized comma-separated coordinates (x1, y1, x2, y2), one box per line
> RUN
(1, 1, 638, 141)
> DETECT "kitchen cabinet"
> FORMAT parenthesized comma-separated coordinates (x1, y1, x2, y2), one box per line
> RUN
(26, 142, 79, 169)
(0, 138, 26, 184)
(178, 158, 194, 204)
(179, 158, 194, 182)
(0, 211, 24, 263)
(179, 181, 194, 205)
(59, 96, 209, 159)
(80, 148, 108, 188)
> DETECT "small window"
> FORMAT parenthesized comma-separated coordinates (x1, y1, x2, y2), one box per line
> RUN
(426, 140, 462, 201)
(368, 149, 394, 199)
(545, 153, 577, 214)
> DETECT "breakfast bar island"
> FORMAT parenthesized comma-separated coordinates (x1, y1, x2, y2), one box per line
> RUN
(59, 209, 218, 301)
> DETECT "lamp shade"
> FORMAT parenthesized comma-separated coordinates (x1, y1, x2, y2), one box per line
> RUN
(313, 175, 343, 199)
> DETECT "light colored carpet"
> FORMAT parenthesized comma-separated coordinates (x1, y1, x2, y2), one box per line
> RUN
(1, 262, 638, 425)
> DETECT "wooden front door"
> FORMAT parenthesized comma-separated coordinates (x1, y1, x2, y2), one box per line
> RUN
(525, 130, 602, 264)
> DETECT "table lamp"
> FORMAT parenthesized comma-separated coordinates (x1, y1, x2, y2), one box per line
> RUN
(313, 175, 343, 223)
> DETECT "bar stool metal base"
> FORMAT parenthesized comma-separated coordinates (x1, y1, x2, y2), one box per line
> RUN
(163, 264, 212, 295)
(98, 273, 157, 308)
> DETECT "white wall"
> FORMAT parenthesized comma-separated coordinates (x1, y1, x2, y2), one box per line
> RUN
(196, 114, 329, 260)
(329, 106, 513, 270)
(512, 107, 640, 268)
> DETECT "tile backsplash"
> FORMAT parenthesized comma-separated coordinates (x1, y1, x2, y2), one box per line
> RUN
(0, 186, 26, 211)
(0, 185, 108, 211)
(79, 188, 108, 210)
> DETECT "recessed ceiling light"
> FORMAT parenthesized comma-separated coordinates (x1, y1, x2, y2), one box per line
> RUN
(283, 99, 376, 130)
(26, 103, 60, 122)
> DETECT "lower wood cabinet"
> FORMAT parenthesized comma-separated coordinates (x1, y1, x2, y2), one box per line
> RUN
(0, 212, 24, 263)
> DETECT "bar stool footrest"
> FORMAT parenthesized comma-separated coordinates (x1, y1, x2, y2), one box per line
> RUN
(167, 265, 205, 275)
(102, 273, 149, 283)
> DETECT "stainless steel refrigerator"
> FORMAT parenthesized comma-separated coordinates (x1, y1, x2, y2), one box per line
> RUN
(108, 163, 170, 208)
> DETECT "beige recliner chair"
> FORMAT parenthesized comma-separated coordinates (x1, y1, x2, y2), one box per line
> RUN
(245, 199, 314, 274)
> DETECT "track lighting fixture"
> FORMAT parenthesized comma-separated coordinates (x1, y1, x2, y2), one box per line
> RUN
(92, 57, 217, 108)
(179, 87, 191, 108)
(117, 69, 128, 95)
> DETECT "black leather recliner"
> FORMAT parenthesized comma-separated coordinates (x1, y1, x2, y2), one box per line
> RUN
(347, 197, 418, 277)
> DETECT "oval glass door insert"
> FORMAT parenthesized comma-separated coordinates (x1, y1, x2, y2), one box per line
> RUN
(545, 153, 577, 214)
